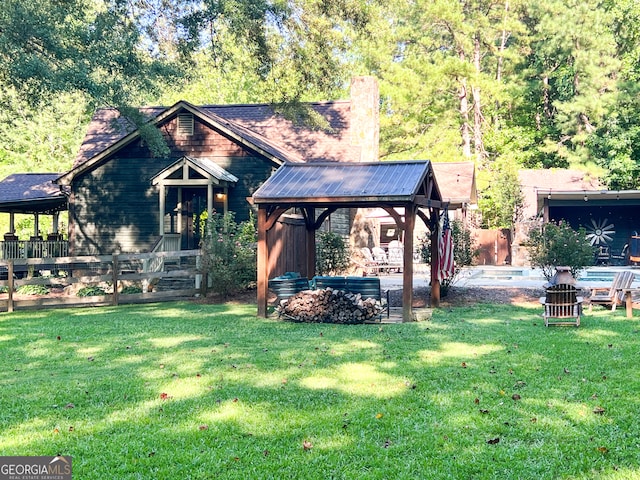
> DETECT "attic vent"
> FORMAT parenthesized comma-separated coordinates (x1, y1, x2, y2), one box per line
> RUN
(177, 114, 194, 136)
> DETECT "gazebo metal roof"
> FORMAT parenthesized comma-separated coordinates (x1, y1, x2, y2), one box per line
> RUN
(252, 160, 441, 206)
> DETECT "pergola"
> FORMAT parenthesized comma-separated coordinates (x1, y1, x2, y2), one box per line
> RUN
(251, 160, 444, 322)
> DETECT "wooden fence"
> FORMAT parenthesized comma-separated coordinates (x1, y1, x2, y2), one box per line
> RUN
(0, 249, 203, 313)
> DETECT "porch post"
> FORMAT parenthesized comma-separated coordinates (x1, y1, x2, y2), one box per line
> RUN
(52, 212, 59, 234)
(207, 183, 213, 218)
(177, 187, 182, 235)
(159, 184, 165, 236)
(9, 212, 14, 234)
(33, 214, 39, 237)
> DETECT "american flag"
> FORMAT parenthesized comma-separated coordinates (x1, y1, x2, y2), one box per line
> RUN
(437, 208, 455, 282)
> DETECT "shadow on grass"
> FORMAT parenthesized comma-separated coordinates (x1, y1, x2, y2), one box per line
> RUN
(1, 302, 640, 479)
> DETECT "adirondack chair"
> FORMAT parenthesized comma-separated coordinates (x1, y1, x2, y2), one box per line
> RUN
(371, 246, 388, 264)
(539, 284, 583, 327)
(588, 270, 636, 311)
(387, 240, 403, 272)
(353, 247, 383, 276)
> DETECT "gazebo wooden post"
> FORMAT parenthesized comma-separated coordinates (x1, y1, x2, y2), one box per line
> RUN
(430, 207, 441, 307)
(402, 204, 415, 322)
(257, 206, 269, 317)
(305, 208, 316, 279)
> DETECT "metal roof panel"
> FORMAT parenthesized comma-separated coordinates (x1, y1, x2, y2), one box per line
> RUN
(253, 161, 437, 203)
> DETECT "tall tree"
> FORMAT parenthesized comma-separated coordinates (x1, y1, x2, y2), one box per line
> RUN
(521, 0, 619, 167)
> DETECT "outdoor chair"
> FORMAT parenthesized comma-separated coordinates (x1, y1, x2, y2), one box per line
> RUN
(352, 247, 382, 276)
(539, 284, 583, 327)
(371, 246, 388, 264)
(588, 270, 636, 312)
(387, 240, 403, 272)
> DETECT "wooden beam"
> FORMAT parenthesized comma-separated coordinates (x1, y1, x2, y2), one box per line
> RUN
(311, 207, 337, 230)
(305, 207, 316, 278)
(430, 207, 441, 307)
(416, 209, 431, 230)
(402, 204, 415, 322)
(381, 207, 406, 230)
(257, 206, 269, 317)
(160, 179, 219, 186)
(414, 196, 442, 208)
(264, 207, 289, 231)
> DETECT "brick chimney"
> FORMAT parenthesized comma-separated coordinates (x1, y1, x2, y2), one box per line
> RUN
(350, 76, 380, 162)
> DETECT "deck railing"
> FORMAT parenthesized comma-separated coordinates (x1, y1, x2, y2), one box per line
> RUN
(0, 240, 69, 260)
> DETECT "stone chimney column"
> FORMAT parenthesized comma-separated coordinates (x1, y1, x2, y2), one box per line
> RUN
(350, 76, 380, 162)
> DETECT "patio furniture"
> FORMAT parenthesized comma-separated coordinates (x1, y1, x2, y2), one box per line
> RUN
(371, 246, 388, 264)
(588, 270, 636, 312)
(595, 245, 610, 265)
(352, 247, 384, 276)
(387, 240, 403, 272)
(539, 284, 583, 327)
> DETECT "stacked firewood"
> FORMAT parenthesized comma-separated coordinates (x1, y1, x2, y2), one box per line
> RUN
(277, 287, 383, 324)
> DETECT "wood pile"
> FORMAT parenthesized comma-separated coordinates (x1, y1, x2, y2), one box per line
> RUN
(277, 287, 383, 324)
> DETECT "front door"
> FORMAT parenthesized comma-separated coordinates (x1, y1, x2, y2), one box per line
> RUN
(182, 188, 207, 250)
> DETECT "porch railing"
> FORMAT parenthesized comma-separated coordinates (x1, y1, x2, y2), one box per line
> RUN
(145, 234, 182, 273)
(1, 240, 69, 260)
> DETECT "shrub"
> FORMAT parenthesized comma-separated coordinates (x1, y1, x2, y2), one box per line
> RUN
(526, 220, 595, 280)
(121, 285, 143, 294)
(16, 284, 49, 295)
(200, 211, 257, 298)
(316, 230, 349, 276)
(77, 285, 107, 297)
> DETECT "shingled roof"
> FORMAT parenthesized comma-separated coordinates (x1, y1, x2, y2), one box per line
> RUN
(519, 169, 604, 219)
(71, 100, 360, 171)
(0, 173, 67, 213)
(431, 162, 477, 208)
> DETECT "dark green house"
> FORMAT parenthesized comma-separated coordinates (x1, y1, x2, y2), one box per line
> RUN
(53, 77, 380, 255)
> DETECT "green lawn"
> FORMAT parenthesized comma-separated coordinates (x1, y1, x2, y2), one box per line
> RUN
(1, 301, 640, 479)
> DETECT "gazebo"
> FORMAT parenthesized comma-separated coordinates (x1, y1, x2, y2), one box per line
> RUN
(251, 160, 444, 322)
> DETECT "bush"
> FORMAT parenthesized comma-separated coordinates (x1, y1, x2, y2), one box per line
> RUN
(121, 285, 143, 294)
(526, 220, 595, 280)
(200, 212, 257, 298)
(316, 230, 349, 276)
(77, 285, 107, 297)
(16, 284, 49, 295)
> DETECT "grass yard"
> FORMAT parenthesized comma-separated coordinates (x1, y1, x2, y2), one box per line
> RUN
(1, 301, 640, 479)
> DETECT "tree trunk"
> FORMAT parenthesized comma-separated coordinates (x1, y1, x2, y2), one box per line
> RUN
(459, 77, 472, 158)
(459, 50, 472, 158)
(472, 35, 486, 163)
(496, 0, 509, 82)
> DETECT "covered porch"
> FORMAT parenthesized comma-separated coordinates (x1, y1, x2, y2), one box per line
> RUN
(0, 173, 68, 260)
(151, 155, 238, 250)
